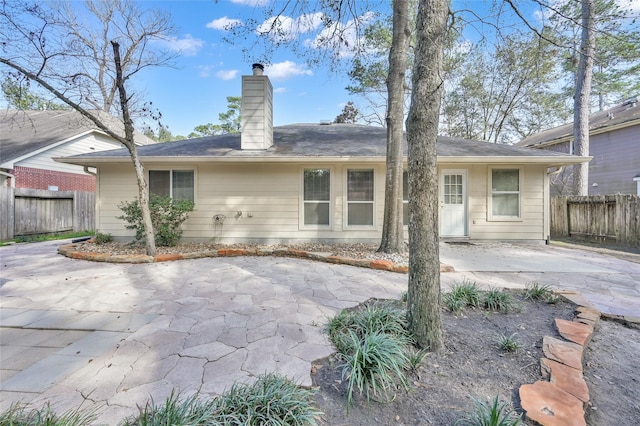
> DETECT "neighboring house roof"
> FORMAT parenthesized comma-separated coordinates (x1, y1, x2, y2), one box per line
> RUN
(57, 123, 588, 166)
(517, 99, 640, 148)
(0, 109, 155, 167)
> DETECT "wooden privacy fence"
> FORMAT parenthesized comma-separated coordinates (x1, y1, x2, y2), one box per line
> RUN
(0, 188, 95, 241)
(550, 195, 640, 246)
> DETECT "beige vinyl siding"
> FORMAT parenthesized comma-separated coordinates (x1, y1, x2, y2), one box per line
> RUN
(18, 133, 121, 174)
(97, 162, 388, 243)
(446, 163, 547, 241)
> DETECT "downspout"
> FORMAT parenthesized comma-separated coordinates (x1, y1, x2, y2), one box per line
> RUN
(544, 166, 564, 245)
(83, 166, 97, 176)
(0, 170, 16, 187)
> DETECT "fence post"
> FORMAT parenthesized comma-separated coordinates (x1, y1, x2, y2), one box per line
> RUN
(0, 187, 15, 240)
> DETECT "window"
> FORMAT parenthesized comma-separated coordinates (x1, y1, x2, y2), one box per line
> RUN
(403, 170, 409, 225)
(149, 170, 194, 202)
(347, 169, 374, 226)
(303, 168, 331, 226)
(490, 168, 520, 219)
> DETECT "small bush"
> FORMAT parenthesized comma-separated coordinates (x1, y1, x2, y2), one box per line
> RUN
(443, 280, 481, 313)
(208, 373, 320, 425)
(496, 333, 520, 352)
(524, 282, 560, 304)
(94, 232, 113, 244)
(0, 402, 96, 425)
(457, 395, 522, 426)
(117, 194, 194, 247)
(122, 390, 212, 426)
(341, 330, 409, 407)
(483, 288, 514, 313)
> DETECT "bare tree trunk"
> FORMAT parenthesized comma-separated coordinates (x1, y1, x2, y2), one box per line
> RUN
(573, 0, 594, 196)
(112, 41, 156, 256)
(379, 0, 411, 254)
(405, 0, 448, 351)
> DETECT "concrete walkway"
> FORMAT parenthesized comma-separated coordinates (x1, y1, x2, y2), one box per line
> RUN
(439, 241, 640, 320)
(0, 240, 407, 423)
(1, 239, 638, 423)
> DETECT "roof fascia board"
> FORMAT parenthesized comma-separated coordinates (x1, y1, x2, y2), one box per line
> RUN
(526, 118, 640, 148)
(55, 155, 591, 166)
(2, 129, 104, 168)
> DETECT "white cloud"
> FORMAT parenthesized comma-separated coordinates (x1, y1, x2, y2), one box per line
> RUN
(158, 34, 204, 56)
(274, 87, 287, 93)
(265, 61, 313, 81)
(199, 65, 213, 78)
(256, 12, 325, 42)
(206, 16, 242, 30)
(216, 69, 239, 80)
(231, 0, 269, 5)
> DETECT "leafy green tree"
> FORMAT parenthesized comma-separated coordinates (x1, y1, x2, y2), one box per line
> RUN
(188, 96, 241, 138)
(1, 0, 177, 256)
(334, 101, 360, 123)
(2, 77, 67, 110)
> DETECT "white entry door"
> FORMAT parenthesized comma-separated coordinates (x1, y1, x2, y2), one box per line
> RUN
(440, 170, 467, 237)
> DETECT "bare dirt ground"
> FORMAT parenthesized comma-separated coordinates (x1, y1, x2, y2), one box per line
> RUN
(310, 293, 640, 425)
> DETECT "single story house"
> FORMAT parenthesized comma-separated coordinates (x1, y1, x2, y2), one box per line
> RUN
(1, 109, 154, 191)
(57, 65, 589, 244)
(517, 99, 639, 195)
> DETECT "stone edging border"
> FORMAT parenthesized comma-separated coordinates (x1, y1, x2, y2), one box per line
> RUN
(518, 295, 601, 426)
(58, 242, 456, 274)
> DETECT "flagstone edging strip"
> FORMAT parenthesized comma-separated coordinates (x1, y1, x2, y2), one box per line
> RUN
(519, 300, 601, 426)
(58, 242, 455, 273)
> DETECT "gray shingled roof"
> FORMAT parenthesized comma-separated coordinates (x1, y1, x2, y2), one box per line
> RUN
(517, 100, 640, 148)
(0, 109, 154, 165)
(58, 123, 584, 164)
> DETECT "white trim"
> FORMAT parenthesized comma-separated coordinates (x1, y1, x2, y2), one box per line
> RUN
(299, 166, 333, 230)
(487, 166, 523, 222)
(634, 176, 640, 196)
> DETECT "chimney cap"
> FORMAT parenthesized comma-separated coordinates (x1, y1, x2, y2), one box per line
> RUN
(252, 63, 265, 75)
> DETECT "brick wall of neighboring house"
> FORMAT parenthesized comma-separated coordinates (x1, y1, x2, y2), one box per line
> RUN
(11, 166, 96, 192)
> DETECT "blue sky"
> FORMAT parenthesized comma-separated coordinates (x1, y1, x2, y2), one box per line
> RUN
(137, 0, 387, 137)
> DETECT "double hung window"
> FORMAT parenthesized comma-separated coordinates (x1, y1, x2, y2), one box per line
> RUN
(149, 170, 195, 202)
(347, 169, 374, 226)
(490, 168, 520, 219)
(303, 168, 331, 226)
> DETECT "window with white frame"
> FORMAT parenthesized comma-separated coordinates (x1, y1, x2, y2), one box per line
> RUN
(149, 170, 195, 202)
(347, 169, 374, 226)
(490, 168, 520, 219)
(303, 168, 331, 226)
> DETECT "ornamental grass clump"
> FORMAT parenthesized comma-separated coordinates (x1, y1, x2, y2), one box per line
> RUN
(122, 390, 213, 426)
(456, 395, 522, 426)
(482, 288, 515, 313)
(0, 402, 97, 426)
(442, 280, 481, 313)
(496, 332, 520, 353)
(523, 282, 560, 304)
(328, 300, 417, 410)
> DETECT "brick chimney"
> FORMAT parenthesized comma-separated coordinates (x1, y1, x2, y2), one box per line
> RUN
(241, 63, 273, 150)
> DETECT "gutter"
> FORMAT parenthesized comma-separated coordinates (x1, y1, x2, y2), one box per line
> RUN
(83, 166, 97, 176)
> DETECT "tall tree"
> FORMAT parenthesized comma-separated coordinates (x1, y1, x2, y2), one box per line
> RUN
(573, 0, 595, 196)
(334, 101, 359, 123)
(378, 0, 411, 254)
(1, 0, 176, 256)
(1, 77, 67, 110)
(406, 0, 448, 351)
(188, 96, 242, 138)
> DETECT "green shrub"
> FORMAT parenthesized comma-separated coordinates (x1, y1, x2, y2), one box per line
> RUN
(341, 330, 409, 408)
(0, 402, 96, 425)
(117, 194, 194, 247)
(443, 280, 481, 313)
(483, 288, 514, 313)
(523, 282, 560, 304)
(207, 373, 320, 425)
(457, 395, 522, 426)
(122, 390, 212, 426)
(496, 333, 520, 352)
(94, 232, 113, 244)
